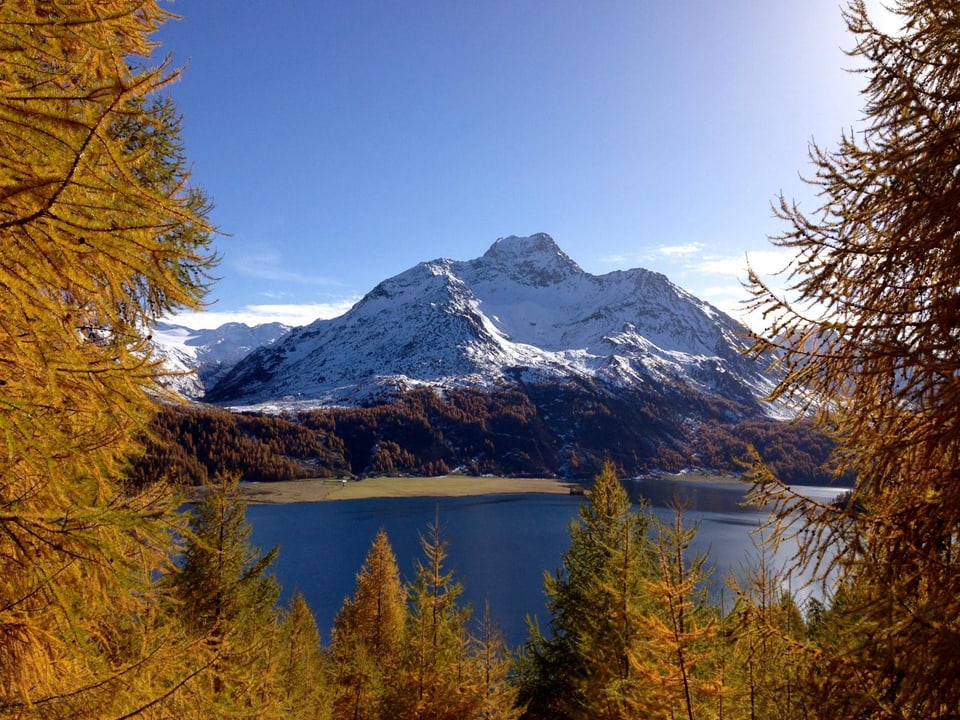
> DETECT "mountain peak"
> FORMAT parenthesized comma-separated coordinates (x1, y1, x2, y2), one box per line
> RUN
(206, 233, 777, 415)
(485, 232, 558, 255)
(480, 233, 582, 286)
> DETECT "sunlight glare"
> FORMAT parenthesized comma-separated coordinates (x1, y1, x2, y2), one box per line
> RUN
(863, 0, 904, 36)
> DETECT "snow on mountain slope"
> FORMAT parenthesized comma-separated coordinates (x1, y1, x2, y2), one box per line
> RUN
(206, 234, 776, 411)
(151, 321, 292, 399)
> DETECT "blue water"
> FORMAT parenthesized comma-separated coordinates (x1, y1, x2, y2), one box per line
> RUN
(247, 479, 840, 647)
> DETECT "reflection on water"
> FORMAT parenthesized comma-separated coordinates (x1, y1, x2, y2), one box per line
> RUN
(247, 477, 841, 647)
(626, 476, 753, 514)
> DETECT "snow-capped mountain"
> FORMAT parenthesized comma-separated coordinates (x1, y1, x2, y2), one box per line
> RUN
(206, 234, 774, 414)
(151, 321, 292, 399)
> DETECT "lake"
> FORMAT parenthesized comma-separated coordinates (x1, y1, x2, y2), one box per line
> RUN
(247, 476, 842, 647)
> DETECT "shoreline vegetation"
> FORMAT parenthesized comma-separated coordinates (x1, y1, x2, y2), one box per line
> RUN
(219, 470, 744, 504)
(238, 475, 578, 503)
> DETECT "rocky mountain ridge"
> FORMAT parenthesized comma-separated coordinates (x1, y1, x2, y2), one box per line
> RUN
(151, 321, 291, 399)
(206, 233, 776, 414)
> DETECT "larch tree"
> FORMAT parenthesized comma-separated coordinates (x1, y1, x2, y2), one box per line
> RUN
(167, 474, 282, 717)
(330, 528, 407, 720)
(639, 509, 721, 720)
(0, 2, 214, 716)
(388, 514, 486, 720)
(277, 592, 334, 719)
(724, 535, 809, 720)
(746, 0, 960, 716)
(473, 599, 524, 720)
(517, 460, 660, 720)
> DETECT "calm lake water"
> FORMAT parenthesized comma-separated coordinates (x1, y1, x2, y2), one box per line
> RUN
(247, 477, 843, 647)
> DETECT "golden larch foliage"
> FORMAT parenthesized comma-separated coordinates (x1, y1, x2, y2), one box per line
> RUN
(0, 1, 215, 715)
(746, 1, 960, 716)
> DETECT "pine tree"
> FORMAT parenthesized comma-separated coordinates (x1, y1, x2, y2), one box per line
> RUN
(330, 528, 407, 720)
(473, 600, 524, 720)
(746, 1, 960, 715)
(0, 2, 214, 715)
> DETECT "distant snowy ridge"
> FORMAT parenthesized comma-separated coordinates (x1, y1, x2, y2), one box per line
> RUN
(206, 234, 778, 414)
(151, 321, 292, 399)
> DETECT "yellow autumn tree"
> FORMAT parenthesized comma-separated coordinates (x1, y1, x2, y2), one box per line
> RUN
(517, 461, 662, 720)
(0, 2, 214, 716)
(387, 516, 480, 720)
(723, 535, 809, 720)
(637, 509, 722, 720)
(746, 0, 960, 716)
(474, 599, 524, 720)
(276, 593, 334, 719)
(330, 528, 407, 720)
(168, 474, 284, 717)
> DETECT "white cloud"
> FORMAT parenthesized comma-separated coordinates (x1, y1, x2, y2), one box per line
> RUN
(231, 252, 339, 286)
(693, 255, 748, 276)
(744, 249, 796, 277)
(692, 249, 793, 279)
(597, 253, 633, 265)
(675, 249, 799, 332)
(599, 242, 706, 266)
(165, 299, 360, 330)
(657, 242, 705, 257)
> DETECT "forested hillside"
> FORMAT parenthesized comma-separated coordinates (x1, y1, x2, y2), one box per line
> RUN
(132, 394, 845, 485)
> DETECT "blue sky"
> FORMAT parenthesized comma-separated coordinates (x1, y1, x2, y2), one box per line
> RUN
(156, 1, 897, 330)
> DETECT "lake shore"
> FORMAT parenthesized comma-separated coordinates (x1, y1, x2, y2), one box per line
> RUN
(238, 475, 581, 504)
